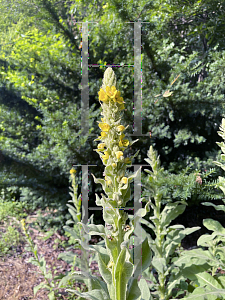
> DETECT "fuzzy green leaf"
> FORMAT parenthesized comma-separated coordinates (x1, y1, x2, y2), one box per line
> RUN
(174, 248, 216, 267)
(182, 287, 225, 300)
(202, 202, 225, 213)
(161, 203, 186, 227)
(91, 245, 111, 285)
(126, 278, 142, 300)
(66, 288, 107, 300)
(130, 237, 152, 278)
(152, 257, 167, 274)
(48, 291, 56, 300)
(138, 278, 151, 300)
(33, 282, 48, 295)
(203, 219, 225, 234)
(195, 272, 223, 290)
(78, 223, 106, 238)
(114, 247, 134, 300)
(197, 234, 215, 247)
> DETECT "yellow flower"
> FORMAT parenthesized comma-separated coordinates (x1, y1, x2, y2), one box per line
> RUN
(98, 143, 106, 150)
(120, 133, 125, 139)
(116, 96, 124, 104)
(117, 125, 125, 132)
(105, 176, 112, 185)
(20, 219, 27, 233)
(107, 260, 114, 269)
(119, 139, 129, 147)
(121, 177, 128, 184)
(119, 103, 125, 110)
(106, 86, 117, 100)
(112, 163, 116, 168)
(99, 123, 110, 132)
(116, 151, 123, 160)
(70, 169, 77, 175)
(115, 90, 121, 98)
(98, 88, 108, 102)
(101, 132, 107, 138)
(102, 151, 110, 160)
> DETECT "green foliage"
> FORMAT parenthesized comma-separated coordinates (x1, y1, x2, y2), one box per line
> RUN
(58, 171, 99, 295)
(171, 118, 225, 299)
(21, 219, 58, 300)
(0, 0, 225, 229)
(141, 150, 222, 209)
(0, 225, 21, 256)
(0, 197, 27, 222)
(136, 146, 201, 299)
(0, 194, 27, 257)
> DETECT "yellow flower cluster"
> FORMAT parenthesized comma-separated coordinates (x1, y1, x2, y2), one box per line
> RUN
(95, 84, 130, 166)
(21, 219, 26, 232)
(98, 86, 124, 105)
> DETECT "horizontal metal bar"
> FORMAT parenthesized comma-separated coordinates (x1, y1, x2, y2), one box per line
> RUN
(88, 64, 134, 67)
(88, 207, 135, 210)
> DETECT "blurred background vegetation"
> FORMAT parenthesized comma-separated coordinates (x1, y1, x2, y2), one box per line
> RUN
(0, 0, 225, 235)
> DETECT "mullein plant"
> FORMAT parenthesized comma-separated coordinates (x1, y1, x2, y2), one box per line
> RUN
(20, 168, 95, 300)
(172, 118, 225, 299)
(66, 67, 152, 300)
(136, 146, 200, 300)
(58, 168, 97, 295)
(20, 219, 58, 300)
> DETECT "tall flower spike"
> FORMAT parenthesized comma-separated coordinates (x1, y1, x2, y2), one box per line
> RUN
(101, 67, 117, 91)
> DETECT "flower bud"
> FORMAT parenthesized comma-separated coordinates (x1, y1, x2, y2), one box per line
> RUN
(98, 143, 106, 150)
(101, 132, 107, 138)
(70, 168, 76, 175)
(116, 151, 123, 160)
(121, 177, 128, 184)
(117, 125, 125, 132)
(102, 151, 110, 160)
(101, 67, 117, 91)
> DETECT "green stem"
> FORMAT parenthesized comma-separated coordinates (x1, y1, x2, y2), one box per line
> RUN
(155, 193, 167, 300)
(71, 173, 91, 291)
(22, 226, 56, 299)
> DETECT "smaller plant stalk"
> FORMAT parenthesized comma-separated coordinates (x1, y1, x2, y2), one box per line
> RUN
(143, 146, 201, 300)
(69, 168, 91, 291)
(154, 193, 166, 300)
(20, 219, 57, 300)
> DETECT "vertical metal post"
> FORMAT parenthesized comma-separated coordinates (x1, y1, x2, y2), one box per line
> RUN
(133, 21, 142, 135)
(134, 165, 142, 212)
(81, 165, 89, 224)
(81, 22, 89, 134)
